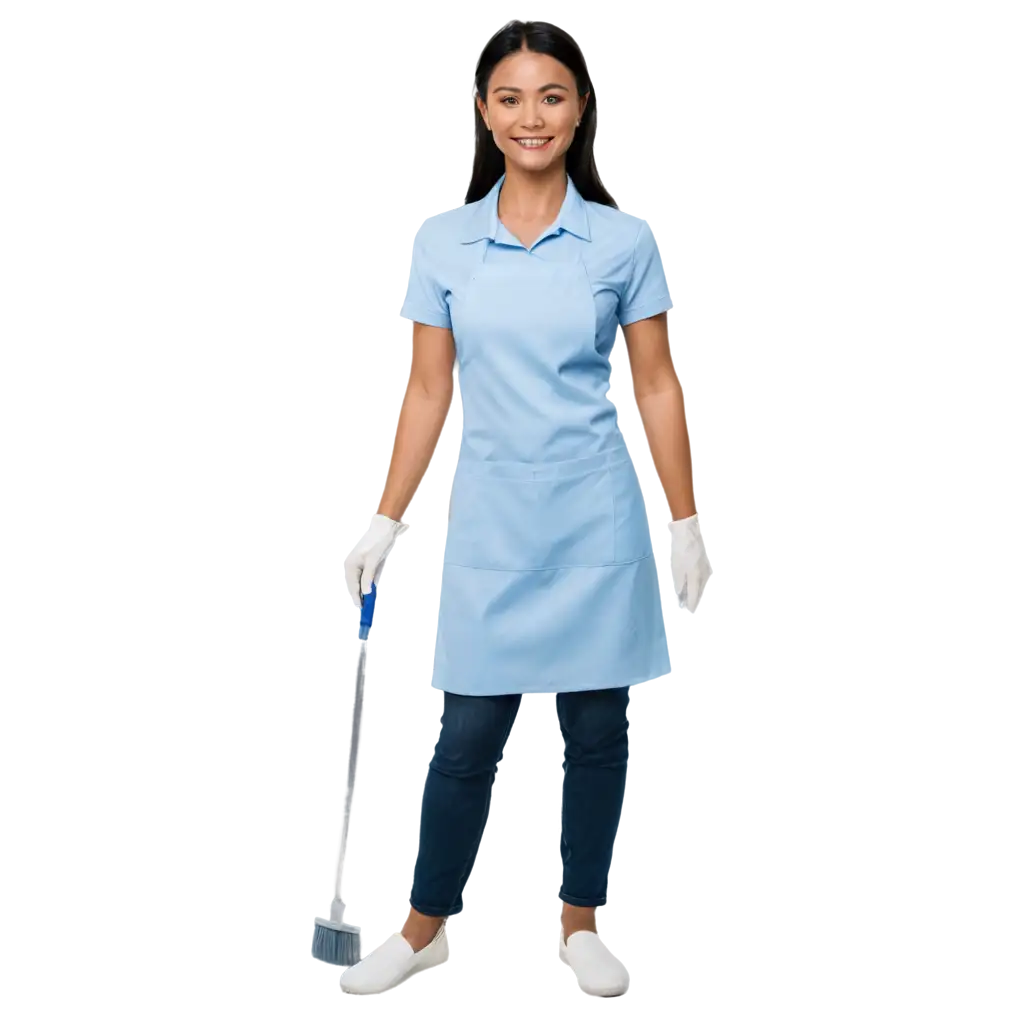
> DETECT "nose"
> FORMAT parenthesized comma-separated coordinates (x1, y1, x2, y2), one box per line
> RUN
(519, 102, 545, 129)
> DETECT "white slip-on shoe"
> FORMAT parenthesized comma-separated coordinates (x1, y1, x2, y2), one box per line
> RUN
(339, 920, 448, 995)
(559, 926, 630, 996)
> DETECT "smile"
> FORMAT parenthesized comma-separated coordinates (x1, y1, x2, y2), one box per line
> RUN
(514, 137, 553, 149)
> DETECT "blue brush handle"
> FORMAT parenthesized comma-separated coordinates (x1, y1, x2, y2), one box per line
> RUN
(358, 580, 377, 639)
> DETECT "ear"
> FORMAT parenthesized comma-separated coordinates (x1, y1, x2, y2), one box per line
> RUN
(476, 96, 489, 130)
(578, 91, 590, 121)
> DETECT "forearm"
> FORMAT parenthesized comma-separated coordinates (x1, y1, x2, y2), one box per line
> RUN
(376, 378, 453, 521)
(635, 374, 697, 521)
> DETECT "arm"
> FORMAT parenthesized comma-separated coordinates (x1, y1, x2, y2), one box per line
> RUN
(621, 311, 697, 522)
(376, 321, 455, 521)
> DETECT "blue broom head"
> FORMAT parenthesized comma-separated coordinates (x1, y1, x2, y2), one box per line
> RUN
(312, 916, 361, 966)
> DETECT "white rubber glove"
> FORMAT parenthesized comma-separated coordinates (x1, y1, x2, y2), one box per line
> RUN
(668, 513, 712, 612)
(344, 513, 409, 609)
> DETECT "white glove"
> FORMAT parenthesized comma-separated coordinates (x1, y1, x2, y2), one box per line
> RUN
(668, 513, 712, 612)
(344, 513, 409, 609)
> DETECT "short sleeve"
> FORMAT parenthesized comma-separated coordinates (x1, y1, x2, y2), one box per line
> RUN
(399, 222, 452, 330)
(617, 219, 673, 326)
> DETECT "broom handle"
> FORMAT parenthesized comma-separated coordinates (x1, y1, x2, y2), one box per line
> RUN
(333, 786, 354, 901)
(329, 618, 370, 901)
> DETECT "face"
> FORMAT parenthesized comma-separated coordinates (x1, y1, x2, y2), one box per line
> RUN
(477, 49, 588, 172)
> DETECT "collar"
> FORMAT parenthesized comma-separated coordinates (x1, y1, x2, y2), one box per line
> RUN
(458, 171, 591, 244)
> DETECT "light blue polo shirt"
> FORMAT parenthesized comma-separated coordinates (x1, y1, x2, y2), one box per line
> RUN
(399, 172, 673, 363)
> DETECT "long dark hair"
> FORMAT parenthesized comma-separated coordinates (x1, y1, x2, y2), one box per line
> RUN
(465, 20, 617, 209)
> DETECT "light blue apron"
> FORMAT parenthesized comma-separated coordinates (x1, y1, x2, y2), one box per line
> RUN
(431, 233, 671, 696)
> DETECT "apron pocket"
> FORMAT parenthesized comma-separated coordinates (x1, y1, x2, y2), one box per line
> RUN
(444, 463, 616, 570)
(608, 456, 654, 562)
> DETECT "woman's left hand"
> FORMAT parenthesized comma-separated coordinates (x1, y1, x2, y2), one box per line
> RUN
(668, 514, 712, 612)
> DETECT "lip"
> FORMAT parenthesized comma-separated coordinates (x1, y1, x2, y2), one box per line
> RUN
(512, 136, 554, 149)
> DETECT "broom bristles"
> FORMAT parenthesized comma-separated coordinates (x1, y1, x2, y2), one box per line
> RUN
(312, 917, 362, 966)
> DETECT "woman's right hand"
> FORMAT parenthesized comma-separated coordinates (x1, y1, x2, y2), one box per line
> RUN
(344, 513, 410, 608)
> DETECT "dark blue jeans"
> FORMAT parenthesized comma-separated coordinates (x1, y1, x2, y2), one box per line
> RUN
(409, 685, 631, 916)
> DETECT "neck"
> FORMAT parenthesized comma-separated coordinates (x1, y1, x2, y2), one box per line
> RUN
(498, 164, 568, 223)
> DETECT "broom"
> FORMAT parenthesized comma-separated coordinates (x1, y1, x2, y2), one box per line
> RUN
(311, 579, 379, 966)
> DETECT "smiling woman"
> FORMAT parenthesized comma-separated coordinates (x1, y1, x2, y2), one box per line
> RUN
(338, 17, 712, 1000)
(466, 22, 610, 208)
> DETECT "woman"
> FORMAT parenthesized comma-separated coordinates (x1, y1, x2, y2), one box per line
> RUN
(340, 20, 712, 997)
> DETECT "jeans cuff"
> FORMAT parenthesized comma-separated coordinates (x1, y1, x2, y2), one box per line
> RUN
(558, 889, 607, 908)
(410, 897, 462, 917)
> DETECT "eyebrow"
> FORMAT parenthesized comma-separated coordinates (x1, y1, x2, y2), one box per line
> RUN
(491, 83, 570, 93)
